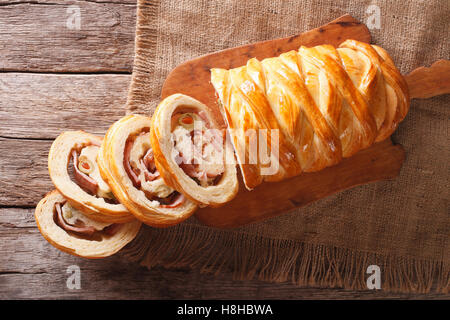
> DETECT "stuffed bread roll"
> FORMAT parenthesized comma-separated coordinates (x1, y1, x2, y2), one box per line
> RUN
(97, 115, 197, 227)
(150, 94, 238, 207)
(48, 131, 133, 223)
(211, 39, 409, 189)
(35, 190, 141, 259)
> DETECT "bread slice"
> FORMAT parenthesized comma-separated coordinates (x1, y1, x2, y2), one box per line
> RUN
(35, 190, 141, 259)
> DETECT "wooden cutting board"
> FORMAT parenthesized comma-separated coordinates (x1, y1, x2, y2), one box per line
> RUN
(161, 15, 450, 228)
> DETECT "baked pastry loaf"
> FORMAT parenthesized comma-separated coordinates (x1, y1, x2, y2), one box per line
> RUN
(48, 131, 133, 222)
(150, 94, 238, 206)
(98, 115, 197, 227)
(35, 190, 141, 258)
(211, 39, 410, 189)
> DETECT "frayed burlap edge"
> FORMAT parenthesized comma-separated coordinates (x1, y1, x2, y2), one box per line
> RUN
(123, 224, 449, 294)
(121, 0, 449, 294)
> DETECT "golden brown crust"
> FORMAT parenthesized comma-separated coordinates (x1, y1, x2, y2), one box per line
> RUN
(34, 190, 141, 259)
(48, 131, 133, 223)
(211, 39, 410, 190)
(97, 115, 197, 227)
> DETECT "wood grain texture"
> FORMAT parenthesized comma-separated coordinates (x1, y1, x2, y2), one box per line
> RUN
(0, 0, 136, 72)
(405, 59, 450, 99)
(0, 73, 130, 139)
(196, 140, 405, 228)
(0, 138, 53, 206)
(161, 14, 371, 124)
(1, 207, 446, 299)
(0, 73, 130, 206)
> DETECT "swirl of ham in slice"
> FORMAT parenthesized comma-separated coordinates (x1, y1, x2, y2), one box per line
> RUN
(54, 201, 123, 239)
(54, 202, 96, 236)
(150, 94, 238, 207)
(48, 131, 132, 223)
(72, 150, 99, 196)
(98, 114, 197, 227)
(35, 190, 141, 258)
(141, 149, 160, 182)
(171, 111, 225, 187)
(123, 134, 184, 208)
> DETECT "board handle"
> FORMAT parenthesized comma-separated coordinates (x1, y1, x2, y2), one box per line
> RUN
(405, 59, 450, 99)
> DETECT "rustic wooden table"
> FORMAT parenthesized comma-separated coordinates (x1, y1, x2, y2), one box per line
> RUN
(0, 0, 444, 299)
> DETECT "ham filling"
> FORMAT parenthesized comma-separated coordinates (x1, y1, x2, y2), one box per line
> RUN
(141, 149, 160, 182)
(156, 191, 186, 208)
(171, 110, 225, 187)
(123, 139, 142, 189)
(72, 149, 98, 196)
(123, 131, 185, 209)
(54, 202, 121, 238)
(71, 143, 118, 204)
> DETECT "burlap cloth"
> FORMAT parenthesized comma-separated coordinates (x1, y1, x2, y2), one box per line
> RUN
(122, 0, 449, 293)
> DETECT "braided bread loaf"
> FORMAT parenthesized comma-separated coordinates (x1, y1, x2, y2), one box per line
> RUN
(211, 39, 410, 189)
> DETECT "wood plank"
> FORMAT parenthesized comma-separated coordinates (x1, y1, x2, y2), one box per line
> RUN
(0, 0, 137, 72)
(0, 73, 131, 139)
(0, 138, 53, 206)
(0, 73, 132, 206)
(0, 207, 445, 299)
